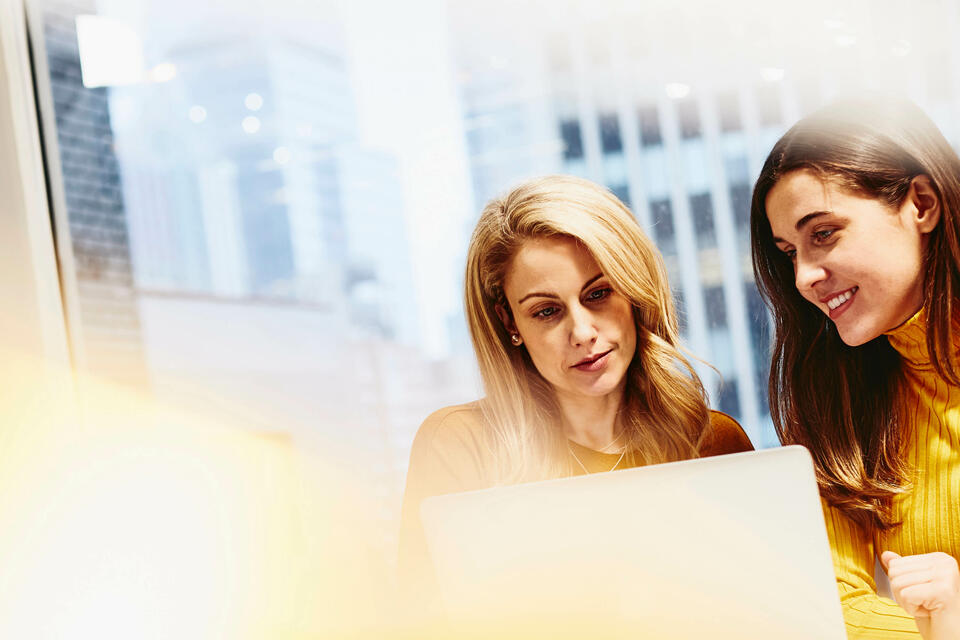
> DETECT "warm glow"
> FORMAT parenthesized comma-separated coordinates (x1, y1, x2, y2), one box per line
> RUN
(0, 349, 404, 639)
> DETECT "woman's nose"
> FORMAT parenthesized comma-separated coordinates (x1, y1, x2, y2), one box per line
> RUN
(794, 253, 827, 293)
(568, 305, 598, 346)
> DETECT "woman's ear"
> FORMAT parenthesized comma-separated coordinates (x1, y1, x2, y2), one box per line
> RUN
(908, 175, 941, 234)
(494, 302, 518, 336)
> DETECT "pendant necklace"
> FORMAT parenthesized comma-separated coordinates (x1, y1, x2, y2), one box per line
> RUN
(568, 440, 627, 474)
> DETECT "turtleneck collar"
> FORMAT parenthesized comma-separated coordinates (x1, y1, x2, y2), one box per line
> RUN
(884, 307, 931, 368)
(884, 306, 960, 370)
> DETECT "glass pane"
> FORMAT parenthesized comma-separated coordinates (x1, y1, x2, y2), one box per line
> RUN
(637, 104, 662, 147)
(29, 0, 960, 634)
(598, 112, 623, 154)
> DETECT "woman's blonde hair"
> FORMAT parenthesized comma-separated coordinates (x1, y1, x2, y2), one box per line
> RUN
(464, 174, 710, 483)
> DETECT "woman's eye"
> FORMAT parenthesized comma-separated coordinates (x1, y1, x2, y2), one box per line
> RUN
(812, 229, 835, 243)
(533, 306, 559, 319)
(586, 287, 612, 301)
(776, 244, 796, 259)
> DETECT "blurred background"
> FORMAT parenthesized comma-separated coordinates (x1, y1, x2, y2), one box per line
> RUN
(5, 0, 960, 636)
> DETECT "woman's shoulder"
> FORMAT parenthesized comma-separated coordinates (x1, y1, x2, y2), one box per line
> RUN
(405, 401, 491, 499)
(414, 401, 486, 445)
(409, 401, 491, 469)
(701, 410, 755, 457)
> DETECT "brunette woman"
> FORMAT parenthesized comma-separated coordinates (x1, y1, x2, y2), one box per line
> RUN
(752, 97, 960, 640)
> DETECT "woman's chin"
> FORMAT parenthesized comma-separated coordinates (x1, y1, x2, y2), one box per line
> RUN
(834, 321, 880, 347)
(563, 375, 625, 399)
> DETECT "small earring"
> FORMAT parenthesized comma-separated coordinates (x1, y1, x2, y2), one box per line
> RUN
(510, 333, 522, 346)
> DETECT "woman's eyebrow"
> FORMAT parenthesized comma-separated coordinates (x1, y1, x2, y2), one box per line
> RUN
(517, 273, 605, 305)
(771, 211, 830, 243)
(579, 273, 604, 293)
(518, 290, 558, 304)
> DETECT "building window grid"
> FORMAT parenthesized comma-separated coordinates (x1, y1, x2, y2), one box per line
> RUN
(531, 55, 793, 433)
(661, 87, 781, 430)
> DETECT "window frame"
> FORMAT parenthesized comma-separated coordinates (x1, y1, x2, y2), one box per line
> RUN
(0, 0, 71, 367)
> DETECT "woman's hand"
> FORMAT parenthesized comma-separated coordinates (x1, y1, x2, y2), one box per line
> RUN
(882, 550, 960, 639)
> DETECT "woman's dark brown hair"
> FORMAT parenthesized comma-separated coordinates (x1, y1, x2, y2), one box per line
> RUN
(751, 97, 960, 531)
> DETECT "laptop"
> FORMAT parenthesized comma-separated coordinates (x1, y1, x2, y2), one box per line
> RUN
(420, 445, 846, 639)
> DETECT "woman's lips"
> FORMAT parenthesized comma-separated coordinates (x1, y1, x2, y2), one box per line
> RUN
(826, 286, 858, 320)
(572, 349, 612, 372)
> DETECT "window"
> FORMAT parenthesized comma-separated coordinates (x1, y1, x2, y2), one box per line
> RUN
(18, 0, 960, 633)
(560, 119, 584, 159)
(724, 154, 750, 185)
(637, 104, 662, 146)
(609, 183, 631, 209)
(44, 7, 149, 383)
(650, 198, 676, 255)
(33, 5, 475, 624)
(677, 97, 701, 139)
(729, 183, 751, 233)
(704, 285, 727, 329)
(599, 113, 623, 154)
(716, 90, 741, 132)
(746, 285, 772, 415)
(690, 192, 717, 248)
(717, 378, 741, 417)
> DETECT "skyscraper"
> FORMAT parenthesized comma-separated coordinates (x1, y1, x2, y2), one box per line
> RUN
(38, 0, 149, 387)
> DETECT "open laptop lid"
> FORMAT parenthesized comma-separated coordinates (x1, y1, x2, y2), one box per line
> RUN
(421, 445, 846, 639)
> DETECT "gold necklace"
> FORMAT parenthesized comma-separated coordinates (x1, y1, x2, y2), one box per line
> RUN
(597, 429, 624, 453)
(568, 442, 627, 474)
(569, 429, 623, 453)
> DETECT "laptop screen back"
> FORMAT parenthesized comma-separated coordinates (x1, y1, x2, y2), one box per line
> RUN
(420, 446, 846, 639)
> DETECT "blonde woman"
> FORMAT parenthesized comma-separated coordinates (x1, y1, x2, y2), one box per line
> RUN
(399, 175, 752, 609)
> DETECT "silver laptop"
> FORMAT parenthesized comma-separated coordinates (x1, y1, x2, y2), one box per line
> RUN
(421, 445, 846, 639)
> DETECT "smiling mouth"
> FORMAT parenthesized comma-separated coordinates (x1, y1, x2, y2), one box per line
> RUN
(826, 286, 857, 310)
(823, 286, 858, 319)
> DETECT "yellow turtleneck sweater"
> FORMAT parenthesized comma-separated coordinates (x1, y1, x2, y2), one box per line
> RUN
(825, 308, 960, 638)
